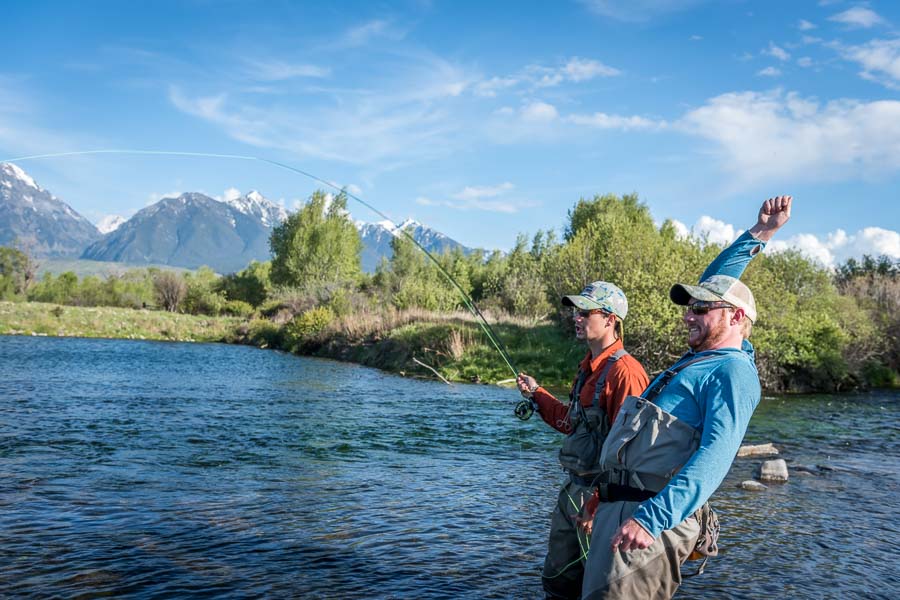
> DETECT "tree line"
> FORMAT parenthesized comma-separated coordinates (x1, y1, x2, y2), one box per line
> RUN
(1, 191, 897, 392)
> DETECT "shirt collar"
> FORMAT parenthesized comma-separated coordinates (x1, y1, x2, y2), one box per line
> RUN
(579, 338, 625, 373)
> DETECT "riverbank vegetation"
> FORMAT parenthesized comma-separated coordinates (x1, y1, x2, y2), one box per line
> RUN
(1, 192, 897, 392)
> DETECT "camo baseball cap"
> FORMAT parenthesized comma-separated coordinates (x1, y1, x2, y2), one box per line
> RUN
(561, 281, 628, 320)
(670, 274, 757, 322)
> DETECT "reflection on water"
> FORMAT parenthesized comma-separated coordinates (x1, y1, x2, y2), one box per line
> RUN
(1, 336, 898, 599)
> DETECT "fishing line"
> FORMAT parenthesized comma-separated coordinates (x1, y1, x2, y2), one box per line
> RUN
(4, 149, 532, 416)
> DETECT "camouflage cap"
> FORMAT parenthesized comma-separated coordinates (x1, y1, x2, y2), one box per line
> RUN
(670, 274, 757, 322)
(561, 281, 628, 320)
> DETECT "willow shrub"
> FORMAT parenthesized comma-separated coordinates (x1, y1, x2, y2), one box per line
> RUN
(543, 194, 713, 375)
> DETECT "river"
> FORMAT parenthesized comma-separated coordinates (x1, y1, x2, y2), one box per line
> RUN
(1, 336, 897, 599)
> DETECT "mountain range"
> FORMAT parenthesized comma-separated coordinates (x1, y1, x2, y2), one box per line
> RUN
(0, 162, 473, 274)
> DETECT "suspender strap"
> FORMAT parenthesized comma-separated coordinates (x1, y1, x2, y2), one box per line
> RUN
(592, 349, 629, 410)
(642, 353, 716, 403)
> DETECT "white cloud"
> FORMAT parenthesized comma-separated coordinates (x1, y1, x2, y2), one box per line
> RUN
(168, 50, 476, 166)
(521, 101, 559, 121)
(579, 0, 706, 22)
(528, 57, 620, 88)
(798, 19, 817, 31)
(797, 57, 814, 68)
(568, 112, 665, 130)
(829, 7, 885, 28)
(764, 42, 790, 61)
(757, 66, 782, 77)
(452, 182, 515, 201)
(769, 227, 900, 267)
(474, 76, 519, 98)
(416, 182, 530, 213)
(337, 19, 403, 48)
(222, 187, 241, 202)
(692, 216, 739, 246)
(678, 90, 900, 183)
(690, 35, 703, 41)
(563, 57, 621, 81)
(243, 59, 330, 81)
(838, 38, 900, 88)
(668, 219, 691, 239)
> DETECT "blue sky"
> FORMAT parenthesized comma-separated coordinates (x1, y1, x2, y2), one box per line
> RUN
(2, 0, 898, 266)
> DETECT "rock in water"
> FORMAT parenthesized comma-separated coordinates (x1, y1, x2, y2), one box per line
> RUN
(758, 459, 789, 482)
(739, 480, 768, 491)
(737, 443, 780, 457)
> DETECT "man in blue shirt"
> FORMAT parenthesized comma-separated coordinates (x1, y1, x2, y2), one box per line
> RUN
(581, 196, 793, 600)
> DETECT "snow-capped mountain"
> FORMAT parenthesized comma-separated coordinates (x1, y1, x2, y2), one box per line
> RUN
(96, 214, 126, 234)
(81, 191, 285, 273)
(0, 162, 100, 256)
(222, 190, 288, 228)
(356, 217, 474, 272)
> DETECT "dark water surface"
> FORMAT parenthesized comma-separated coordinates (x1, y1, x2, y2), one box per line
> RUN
(1, 336, 897, 599)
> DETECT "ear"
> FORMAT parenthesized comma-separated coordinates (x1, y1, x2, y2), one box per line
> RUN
(730, 308, 745, 325)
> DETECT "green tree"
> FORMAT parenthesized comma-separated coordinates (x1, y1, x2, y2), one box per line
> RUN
(0, 246, 35, 300)
(219, 260, 272, 307)
(374, 232, 469, 311)
(269, 190, 362, 291)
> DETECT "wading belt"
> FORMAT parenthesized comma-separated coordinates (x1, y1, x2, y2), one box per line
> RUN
(569, 476, 657, 502)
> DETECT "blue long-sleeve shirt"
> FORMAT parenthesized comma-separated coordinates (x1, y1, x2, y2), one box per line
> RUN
(631, 231, 766, 537)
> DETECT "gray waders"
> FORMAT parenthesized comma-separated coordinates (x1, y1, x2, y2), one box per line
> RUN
(542, 350, 628, 600)
(582, 355, 720, 600)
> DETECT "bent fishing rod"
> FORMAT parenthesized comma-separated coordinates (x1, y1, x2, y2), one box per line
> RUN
(3, 149, 537, 420)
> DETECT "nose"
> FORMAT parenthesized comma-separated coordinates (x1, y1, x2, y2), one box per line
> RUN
(684, 310, 696, 324)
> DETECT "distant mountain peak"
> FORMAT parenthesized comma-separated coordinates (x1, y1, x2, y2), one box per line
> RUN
(0, 162, 99, 256)
(1, 162, 41, 191)
(221, 189, 287, 227)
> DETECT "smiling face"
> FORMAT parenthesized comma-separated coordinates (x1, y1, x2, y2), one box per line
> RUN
(684, 300, 736, 351)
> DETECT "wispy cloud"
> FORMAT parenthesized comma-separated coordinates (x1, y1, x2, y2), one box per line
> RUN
(242, 58, 330, 81)
(337, 19, 404, 48)
(763, 42, 790, 61)
(568, 111, 666, 130)
(452, 182, 515, 201)
(678, 90, 900, 184)
(521, 101, 559, 121)
(416, 182, 530, 213)
(757, 66, 782, 77)
(168, 50, 476, 166)
(797, 57, 814, 68)
(829, 7, 885, 28)
(579, 0, 706, 23)
(798, 19, 817, 31)
(525, 57, 621, 88)
(837, 38, 900, 89)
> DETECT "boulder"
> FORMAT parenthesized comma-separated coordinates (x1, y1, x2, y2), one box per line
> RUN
(758, 459, 789, 482)
(737, 443, 780, 457)
(739, 480, 768, 491)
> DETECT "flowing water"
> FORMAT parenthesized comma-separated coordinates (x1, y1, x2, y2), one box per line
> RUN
(1, 335, 897, 599)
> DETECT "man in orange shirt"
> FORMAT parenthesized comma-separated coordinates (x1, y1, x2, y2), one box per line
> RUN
(518, 282, 649, 600)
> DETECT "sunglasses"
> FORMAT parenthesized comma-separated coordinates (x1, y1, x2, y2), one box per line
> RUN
(572, 308, 610, 319)
(685, 301, 734, 316)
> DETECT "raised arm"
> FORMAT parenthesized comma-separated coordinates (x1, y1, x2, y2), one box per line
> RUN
(700, 195, 792, 281)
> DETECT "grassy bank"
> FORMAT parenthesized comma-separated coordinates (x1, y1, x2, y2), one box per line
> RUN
(0, 301, 581, 389)
(0, 301, 242, 342)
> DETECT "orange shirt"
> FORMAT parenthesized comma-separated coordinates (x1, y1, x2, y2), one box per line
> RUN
(532, 338, 649, 434)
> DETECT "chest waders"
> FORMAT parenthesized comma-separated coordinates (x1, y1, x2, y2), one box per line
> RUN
(598, 353, 721, 576)
(559, 349, 628, 484)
